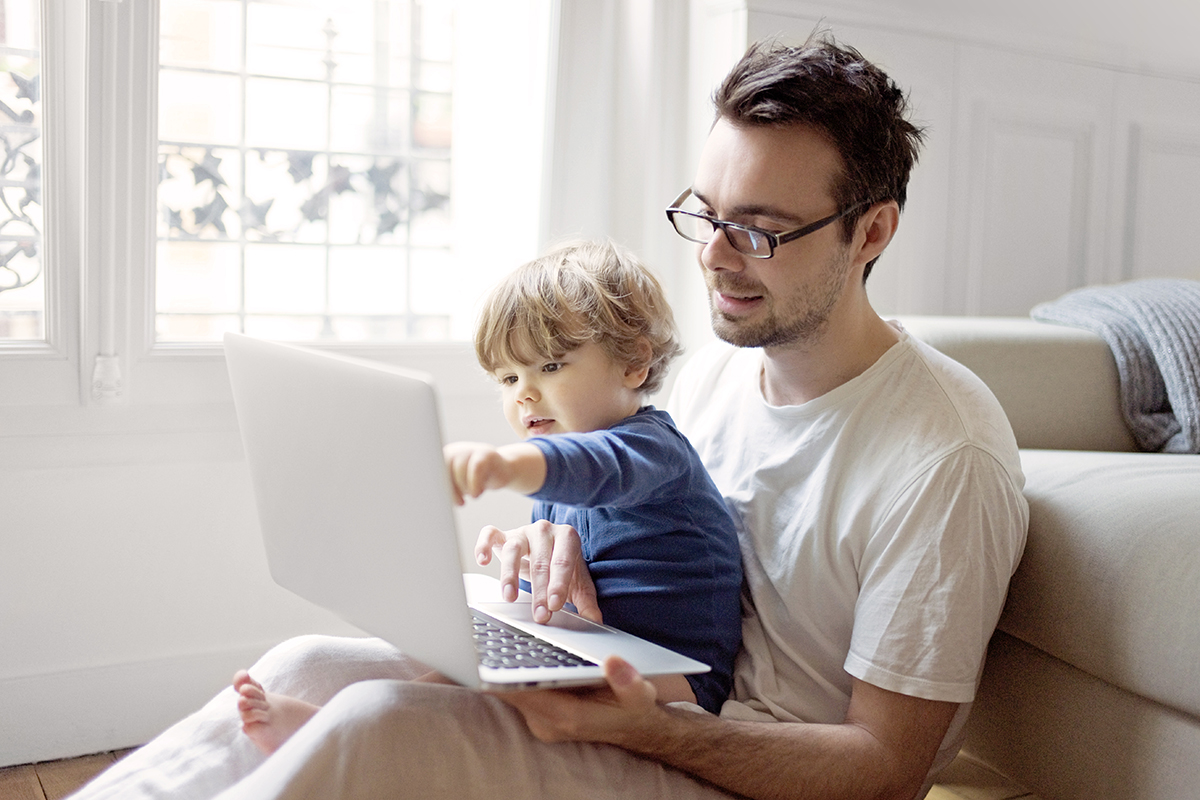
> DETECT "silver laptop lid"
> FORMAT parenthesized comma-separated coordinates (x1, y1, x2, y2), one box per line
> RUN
(224, 333, 482, 688)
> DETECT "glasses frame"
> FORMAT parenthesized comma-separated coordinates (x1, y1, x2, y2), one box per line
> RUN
(665, 188, 871, 259)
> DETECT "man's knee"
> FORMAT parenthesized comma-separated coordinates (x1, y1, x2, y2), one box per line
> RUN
(320, 679, 528, 752)
(250, 636, 409, 702)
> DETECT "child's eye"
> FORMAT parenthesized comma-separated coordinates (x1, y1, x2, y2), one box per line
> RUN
(542, 362, 563, 374)
(498, 374, 518, 385)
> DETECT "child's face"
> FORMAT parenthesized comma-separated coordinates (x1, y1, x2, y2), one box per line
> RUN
(492, 341, 647, 438)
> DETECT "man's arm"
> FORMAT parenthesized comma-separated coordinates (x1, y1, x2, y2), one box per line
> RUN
(502, 658, 958, 800)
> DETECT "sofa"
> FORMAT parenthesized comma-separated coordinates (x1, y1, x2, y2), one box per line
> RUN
(900, 316, 1200, 800)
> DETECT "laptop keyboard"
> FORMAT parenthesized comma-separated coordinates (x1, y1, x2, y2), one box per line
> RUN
(471, 611, 597, 669)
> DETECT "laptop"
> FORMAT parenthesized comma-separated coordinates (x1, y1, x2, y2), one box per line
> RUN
(223, 333, 710, 691)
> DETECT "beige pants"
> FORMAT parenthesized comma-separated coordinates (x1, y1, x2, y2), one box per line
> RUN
(71, 635, 733, 800)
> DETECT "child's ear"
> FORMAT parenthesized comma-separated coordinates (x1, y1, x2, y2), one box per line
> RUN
(624, 362, 650, 390)
(623, 338, 653, 390)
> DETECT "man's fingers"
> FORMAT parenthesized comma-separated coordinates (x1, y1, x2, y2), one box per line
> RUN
(499, 534, 531, 603)
(485, 521, 590, 623)
(603, 656, 657, 708)
(524, 522, 556, 622)
(474, 525, 506, 567)
(543, 525, 586, 615)
(568, 558, 603, 623)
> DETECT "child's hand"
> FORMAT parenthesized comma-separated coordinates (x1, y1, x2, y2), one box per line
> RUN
(443, 441, 548, 505)
(443, 442, 516, 505)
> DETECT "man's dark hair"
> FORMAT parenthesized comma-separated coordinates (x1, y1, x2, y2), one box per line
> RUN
(713, 35, 925, 279)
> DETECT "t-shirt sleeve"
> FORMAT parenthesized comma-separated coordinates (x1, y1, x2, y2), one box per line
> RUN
(528, 418, 690, 508)
(844, 444, 1029, 703)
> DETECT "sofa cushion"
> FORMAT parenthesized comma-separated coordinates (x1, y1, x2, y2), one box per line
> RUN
(898, 316, 1137, 452)
(1000, 449, 1200, 717)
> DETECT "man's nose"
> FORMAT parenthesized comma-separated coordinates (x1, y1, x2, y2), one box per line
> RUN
(700, 227, 746, 273)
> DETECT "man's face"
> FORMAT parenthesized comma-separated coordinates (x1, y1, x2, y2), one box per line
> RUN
(690, 119, 858, 350)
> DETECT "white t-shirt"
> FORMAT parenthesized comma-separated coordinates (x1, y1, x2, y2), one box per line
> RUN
(667, 326, 1029, 773)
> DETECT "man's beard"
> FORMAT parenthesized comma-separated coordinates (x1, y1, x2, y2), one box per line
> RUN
(706, 252, 851, 349)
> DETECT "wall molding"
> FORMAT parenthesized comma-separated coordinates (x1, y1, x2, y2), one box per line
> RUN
(963, 106, 1097, 314)
(739, 0, 1200, 84)
(0, 640, 282, 766)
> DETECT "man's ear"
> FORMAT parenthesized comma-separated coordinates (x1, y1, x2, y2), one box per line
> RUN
(623, 338, 653, 390)
(853, 201, 900, 269)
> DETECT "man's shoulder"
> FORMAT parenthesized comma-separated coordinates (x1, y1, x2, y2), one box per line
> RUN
(875, 333, 1022, 474)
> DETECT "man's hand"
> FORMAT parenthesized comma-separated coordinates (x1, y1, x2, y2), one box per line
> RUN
(502, 662, 959, 800)
(475, 520, 601, 624)
(443, 441, 546, 505)
(499, 655, 660, 745)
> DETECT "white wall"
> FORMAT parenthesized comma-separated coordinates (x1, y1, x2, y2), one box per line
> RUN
(0, 353, 535, 765)
(4, 0, 1200, 767)
(681, 0, 1200, 327)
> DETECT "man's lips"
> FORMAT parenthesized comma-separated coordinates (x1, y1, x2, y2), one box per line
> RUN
(713, 290, 764, 315)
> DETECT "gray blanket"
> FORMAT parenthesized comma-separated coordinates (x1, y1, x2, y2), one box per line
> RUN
(1031, 279, 1200, 454)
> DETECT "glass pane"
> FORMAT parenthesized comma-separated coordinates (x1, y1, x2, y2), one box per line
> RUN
(409, 247, 453, 317)
(158, 0, 458, 343)
(159, 145, 243, 240)
(330, 86, 409, 153)
(159, 70, 242, 145)
(244, 314, 325, 340)
(156, 240, 241, 314)
(160, 0, 242, 72)
(157, 314, 242, 342)
(245, 3, 332, 81)
(243, 243, 325, 314)
(244, 78, 328, 151)
(328, 246, 407, 315)
(243, 149, 330, 244)
(0, 0, 42, 342)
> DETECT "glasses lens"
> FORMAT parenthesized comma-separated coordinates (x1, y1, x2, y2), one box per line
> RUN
(669, 211, 774, 257)
(671, 211, 716, 243)
(725, 226, 772, 257)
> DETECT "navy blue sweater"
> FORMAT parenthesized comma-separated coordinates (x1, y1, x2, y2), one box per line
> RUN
(527, 407, 742, 713)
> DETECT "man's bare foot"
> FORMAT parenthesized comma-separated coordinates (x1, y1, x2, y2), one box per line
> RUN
(233, 670, 321, 755)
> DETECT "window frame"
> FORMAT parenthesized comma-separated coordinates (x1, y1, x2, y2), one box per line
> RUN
(0, 0, 694, 436)
(0, 0, 83, 409)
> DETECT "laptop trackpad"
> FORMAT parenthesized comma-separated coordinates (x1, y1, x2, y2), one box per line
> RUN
(471, 601, 602, 633)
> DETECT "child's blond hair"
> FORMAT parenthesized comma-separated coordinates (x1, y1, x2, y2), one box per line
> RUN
(475, 240, 682, 396)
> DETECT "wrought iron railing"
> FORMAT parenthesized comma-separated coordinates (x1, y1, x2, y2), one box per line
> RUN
(0, 47, 42, 340)
(156, 1, 452, 343)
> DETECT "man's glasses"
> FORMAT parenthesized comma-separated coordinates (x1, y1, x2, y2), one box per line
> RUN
(665, 188, 870, 259)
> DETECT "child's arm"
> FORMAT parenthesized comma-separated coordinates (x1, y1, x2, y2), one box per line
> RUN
(443, 441, 547, 506)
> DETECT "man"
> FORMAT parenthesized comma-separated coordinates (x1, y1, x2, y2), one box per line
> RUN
(489, 36, 1028, 800)
(75, 35, 1026, 800)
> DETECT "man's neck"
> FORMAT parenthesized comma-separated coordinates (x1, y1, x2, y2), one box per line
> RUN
(759, 308, 900, 407)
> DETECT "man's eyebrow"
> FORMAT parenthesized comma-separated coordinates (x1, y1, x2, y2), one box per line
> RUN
(691, 189, 807, 224)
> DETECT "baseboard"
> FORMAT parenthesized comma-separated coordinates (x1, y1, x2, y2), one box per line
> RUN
(0, 642, 281, 767)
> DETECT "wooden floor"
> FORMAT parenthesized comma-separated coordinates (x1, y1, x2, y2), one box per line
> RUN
(0, 748, 1040, 800)
(0, 750, 135, 800)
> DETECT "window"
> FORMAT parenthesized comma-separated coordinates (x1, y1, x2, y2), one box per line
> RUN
(0, 0, 551, 411)
(156, 0, 457, 343)
(0, 0, 42, 343)
(2, 1, 696, 414)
